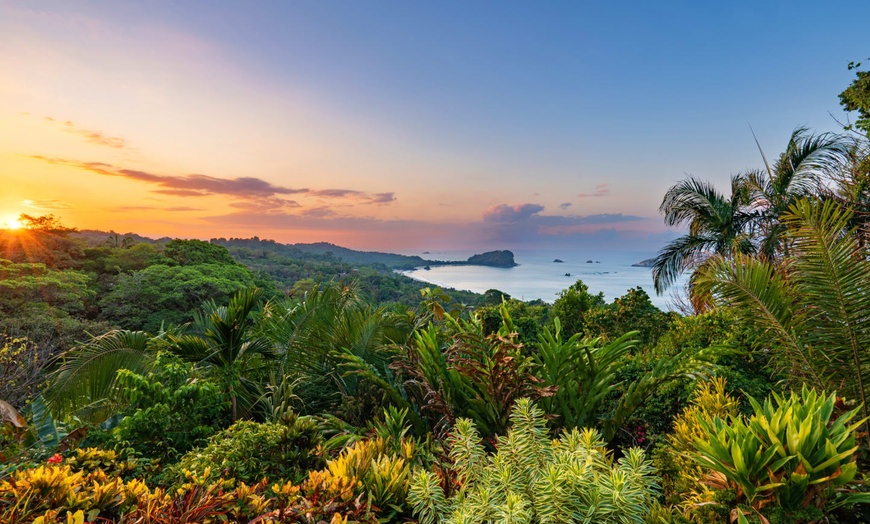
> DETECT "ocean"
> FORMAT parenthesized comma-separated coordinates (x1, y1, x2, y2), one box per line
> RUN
(399, 250, 685, 311)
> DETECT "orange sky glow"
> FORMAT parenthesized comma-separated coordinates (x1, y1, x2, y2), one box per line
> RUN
(1, 2, 864, 252)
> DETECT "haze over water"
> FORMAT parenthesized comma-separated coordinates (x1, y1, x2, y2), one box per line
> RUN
(401, 250, 684, 310)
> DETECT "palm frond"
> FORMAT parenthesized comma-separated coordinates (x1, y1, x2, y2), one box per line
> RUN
(785, 199, 870, 408)
(694, 254, 825, 390)
(651, 234, 715, 293)
(44, 330, 156, 421)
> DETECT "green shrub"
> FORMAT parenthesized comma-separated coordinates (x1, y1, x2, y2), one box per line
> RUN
(409, 398, 660, 523)
(169, 416, 325, 487)
(94, 353, 229, 465)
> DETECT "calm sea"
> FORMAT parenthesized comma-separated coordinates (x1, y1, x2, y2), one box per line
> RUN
(399, 250, 685, 311)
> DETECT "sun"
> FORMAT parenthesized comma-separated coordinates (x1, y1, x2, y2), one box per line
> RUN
(1, 215, 23, 230)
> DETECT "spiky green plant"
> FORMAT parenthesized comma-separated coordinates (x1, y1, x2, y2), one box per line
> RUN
(691, 386, 869, 519)
(408, 399, 660, 524)
(535, 318, 716, 441)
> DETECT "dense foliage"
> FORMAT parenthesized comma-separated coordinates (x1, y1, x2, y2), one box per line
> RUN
(2, 61, 870, 523)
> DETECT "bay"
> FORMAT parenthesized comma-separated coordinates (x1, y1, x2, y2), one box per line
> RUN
(399, 250, 685, 310)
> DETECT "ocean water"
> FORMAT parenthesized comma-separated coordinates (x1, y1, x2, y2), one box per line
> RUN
(399, 250, 685, 311)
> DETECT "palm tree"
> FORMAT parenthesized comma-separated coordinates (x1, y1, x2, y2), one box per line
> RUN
(170, 287, 274, 421)
(695, 198, 870, 447)
(652, 128, 850, 296)
(45, 288, 272, 423)
(651, 174, 754, 294)
(743, 127, 850, 259)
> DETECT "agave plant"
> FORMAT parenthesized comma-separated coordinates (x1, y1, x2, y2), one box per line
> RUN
(691, 386, 869, 519)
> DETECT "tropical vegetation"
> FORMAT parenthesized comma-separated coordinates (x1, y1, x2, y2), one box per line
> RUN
(1, 60, 870, 523)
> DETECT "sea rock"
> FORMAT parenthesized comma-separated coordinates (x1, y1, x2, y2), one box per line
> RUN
(466, 250, 518, 268)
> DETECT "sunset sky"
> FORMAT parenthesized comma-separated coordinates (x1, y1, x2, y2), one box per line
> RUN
(1, 1, 868, 252)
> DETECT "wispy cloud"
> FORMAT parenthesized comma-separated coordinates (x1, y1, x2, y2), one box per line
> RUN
(22, 199, 71, 210)
(111, 206, 157, 212)
(310, 189, 395, 205)
(300, 206, 338, 218)
(110, 205, 205, 212)
(165, 206, 202, 212)
(228, 197, 301, 212)
(43, 116, 127, 148)
(28, 156, 395, 207)
(483, 203, 545, 222)
(577, 183, 610, 198)
(559, 202, 572, 210)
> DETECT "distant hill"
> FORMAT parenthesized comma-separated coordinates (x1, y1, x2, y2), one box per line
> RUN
(212, 238, 516, 270)
(74, 230, 163, 246)
(284, 241, 430, 269)
(632, 257, 656, 268)
(73, 230, 516, 270)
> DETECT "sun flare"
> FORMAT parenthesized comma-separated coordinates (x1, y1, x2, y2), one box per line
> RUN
(1, 215, 23, 230)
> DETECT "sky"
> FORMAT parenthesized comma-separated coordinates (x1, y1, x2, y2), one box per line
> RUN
(0, 1, 868, 253)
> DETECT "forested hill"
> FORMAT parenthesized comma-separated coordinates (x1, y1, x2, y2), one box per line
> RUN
(211, 237, 517, 269)
(207, 236, 483, 306)
(212, 238, 429, 270)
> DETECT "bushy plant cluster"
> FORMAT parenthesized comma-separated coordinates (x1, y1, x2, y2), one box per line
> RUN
(409, 398, 660, 524)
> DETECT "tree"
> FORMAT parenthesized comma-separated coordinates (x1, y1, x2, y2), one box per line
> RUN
(258, 281, 411, 422)
(99, 263, 257, 330)
(840, 59, 870, 136)
(170, 287, 275, 421)
(652, 128, 849, 295)
(743, 127, 850, 259)
(582, 287, 673, 347)
(651, 175, 754, 294)
(0, 215, 84, 269)
(551, 279, 604, 336)
(164, 239, 238, 266)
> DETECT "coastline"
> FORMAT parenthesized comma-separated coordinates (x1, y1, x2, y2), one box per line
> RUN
(397, 251, 679, 310)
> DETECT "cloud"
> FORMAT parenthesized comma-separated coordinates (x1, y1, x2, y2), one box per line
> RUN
(559, 202, 572, 210)
(479, 202, 648, 246)
(577, 183, 610, 198)
(311, 189, 396, 205)
(111, 206, 157, 211)
(369, 192, 396, 204)
(152, 189, 208, 197)
(301, 206, 337, 218)
(228, 197, 301, 212)
(22, 199, 71, 210)
(114, 168, 308, 198)
(109, 205, 203, 212)
(28, 156, 395, 206)
(43, 116, 127, 148)
(483, 203, 545, 222)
